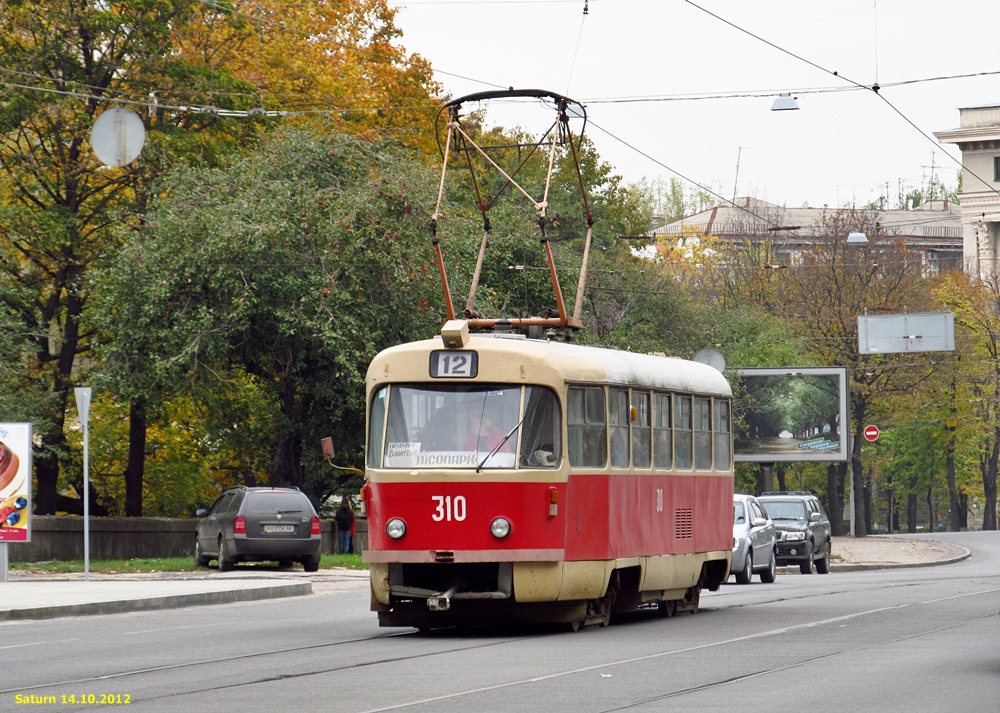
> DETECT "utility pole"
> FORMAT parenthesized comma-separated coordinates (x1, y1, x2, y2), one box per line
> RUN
(732, 146, 743, 204)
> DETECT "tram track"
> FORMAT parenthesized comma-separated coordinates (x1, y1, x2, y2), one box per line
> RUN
(350, 584, 1000, 713)
(8, 576, 1000, 710)
(597, 612, 999, 711)
(0, 627, 546, 700)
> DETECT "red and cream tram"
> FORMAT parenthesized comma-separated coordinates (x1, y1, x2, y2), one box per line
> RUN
(362, 320, 734, 629)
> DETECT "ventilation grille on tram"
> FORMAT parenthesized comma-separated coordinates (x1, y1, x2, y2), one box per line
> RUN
(675, 509, 693, 539)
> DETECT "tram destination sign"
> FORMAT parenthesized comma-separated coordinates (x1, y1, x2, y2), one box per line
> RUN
(733, 367, 849, 463)
(429, 350, 479, 378)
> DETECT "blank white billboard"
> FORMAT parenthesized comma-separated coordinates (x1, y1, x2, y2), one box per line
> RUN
(858, 312, 954, 354)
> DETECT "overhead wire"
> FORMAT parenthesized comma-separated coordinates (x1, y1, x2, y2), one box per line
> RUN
(564, 0, 589, 95)
(680, 0, 1000, 203)
(3, 0, 987, 226)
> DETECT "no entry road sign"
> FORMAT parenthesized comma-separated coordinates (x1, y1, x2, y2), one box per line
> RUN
(863, 425, 880, 442)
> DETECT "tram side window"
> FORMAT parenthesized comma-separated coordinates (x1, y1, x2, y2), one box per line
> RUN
(568, 387, 607, 467)
(674, 394, 693, 469)
(632, 390, 651, 469)
(694, 397, 712, 469)
(714, 399, 732, 470)
(367, 386, 389, 468)
(609, 388, 630, 469)
(653, 392, 672, 469)
(519, 386, 562, 468)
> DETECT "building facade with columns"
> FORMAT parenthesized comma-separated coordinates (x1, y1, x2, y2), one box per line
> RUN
(935, 105, 1000, 279)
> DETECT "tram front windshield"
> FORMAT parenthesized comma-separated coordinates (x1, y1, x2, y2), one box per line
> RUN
(369, 383, 561, 469)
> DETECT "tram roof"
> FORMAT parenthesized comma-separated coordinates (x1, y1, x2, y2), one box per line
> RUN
(371, 333, 733, 398)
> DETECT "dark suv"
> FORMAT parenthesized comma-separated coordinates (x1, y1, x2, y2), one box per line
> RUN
(757, 492, 832, 574)
(195, 487, 322, 572)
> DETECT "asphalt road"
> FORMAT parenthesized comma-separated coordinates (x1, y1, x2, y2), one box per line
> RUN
(4, 531, 999, 712)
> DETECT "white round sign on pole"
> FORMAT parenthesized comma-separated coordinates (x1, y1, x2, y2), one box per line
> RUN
(91, 107, 145, 167)
(693, 347, 726, 373)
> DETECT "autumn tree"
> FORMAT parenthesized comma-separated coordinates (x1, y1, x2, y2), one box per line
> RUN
(0, 0, 243, 514)
(0, 0, 440, 515)
(934, 271, 1000, 529)
(170, 0, 439, 153)
(783, 208, 938, 536)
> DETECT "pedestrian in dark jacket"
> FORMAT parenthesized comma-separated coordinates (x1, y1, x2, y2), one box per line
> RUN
(335, 498, 355, 555)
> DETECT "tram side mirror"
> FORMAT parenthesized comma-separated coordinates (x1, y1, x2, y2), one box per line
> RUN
(320, 437, 335, 462)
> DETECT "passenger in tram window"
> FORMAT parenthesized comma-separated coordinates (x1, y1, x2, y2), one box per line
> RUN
(464, 416, 510, 453)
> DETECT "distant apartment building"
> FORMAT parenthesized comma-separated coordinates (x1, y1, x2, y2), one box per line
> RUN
(649, 197, 963, 276)
(935, 105, 1000, 280)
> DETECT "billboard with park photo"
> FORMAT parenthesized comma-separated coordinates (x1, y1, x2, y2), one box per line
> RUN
(733, 368, 849, 463)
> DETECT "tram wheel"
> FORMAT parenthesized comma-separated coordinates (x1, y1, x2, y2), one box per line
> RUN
(658, 599, 676, 618)
(689, 589, 700, 613)
(563, 619, 582, 632)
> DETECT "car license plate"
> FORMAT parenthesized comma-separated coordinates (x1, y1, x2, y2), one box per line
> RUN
(263, 525, 295, 534)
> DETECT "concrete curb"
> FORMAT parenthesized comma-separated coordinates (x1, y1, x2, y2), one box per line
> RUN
(0, 580, 312, 621)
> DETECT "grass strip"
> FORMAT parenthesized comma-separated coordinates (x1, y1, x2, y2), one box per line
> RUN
(9, 553, 368, 574)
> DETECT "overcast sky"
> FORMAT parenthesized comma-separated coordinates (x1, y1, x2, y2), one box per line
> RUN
(391, 0, 1000, 210)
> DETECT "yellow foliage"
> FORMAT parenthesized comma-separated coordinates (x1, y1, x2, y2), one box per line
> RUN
(172, 0, 442, 155)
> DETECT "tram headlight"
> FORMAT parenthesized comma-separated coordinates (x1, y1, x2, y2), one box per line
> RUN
(386, 518, 407, 539)
(490, 517, 511, 539)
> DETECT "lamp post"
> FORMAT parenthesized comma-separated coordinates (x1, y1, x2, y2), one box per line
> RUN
(75, 388, 91, 581)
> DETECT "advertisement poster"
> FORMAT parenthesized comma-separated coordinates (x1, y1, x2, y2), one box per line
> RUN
(0, 423, 31, 542)
(733, 368, 848, 463)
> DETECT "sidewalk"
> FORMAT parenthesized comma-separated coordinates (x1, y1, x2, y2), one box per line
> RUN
(828, 535, 971, 572)
(0, 538, 970, 621)
(0, 568, 369, 622)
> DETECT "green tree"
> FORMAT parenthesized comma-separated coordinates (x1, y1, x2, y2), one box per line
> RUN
(92, 130, 449, 506)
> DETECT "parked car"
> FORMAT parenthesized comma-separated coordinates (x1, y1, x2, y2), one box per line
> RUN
(757, 492, 832, 574)
(732, 494, 777, 584)
(195, 487, 322, 572)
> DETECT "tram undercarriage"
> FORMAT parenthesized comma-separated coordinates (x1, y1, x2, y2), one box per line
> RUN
(369, 556, 729, 629)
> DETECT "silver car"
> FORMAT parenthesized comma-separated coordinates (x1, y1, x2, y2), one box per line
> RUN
(732, 494, 777, 584)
